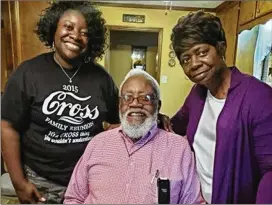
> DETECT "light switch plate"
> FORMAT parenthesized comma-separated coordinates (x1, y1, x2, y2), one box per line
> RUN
(161, 75, 168, 83)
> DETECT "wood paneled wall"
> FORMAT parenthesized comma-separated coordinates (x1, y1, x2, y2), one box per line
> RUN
(217, 2, 240, 66)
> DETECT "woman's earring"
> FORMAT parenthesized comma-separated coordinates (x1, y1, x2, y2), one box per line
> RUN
(52, 42, 55, 51)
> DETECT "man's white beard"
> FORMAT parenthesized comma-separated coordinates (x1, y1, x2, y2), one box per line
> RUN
(119, 110, 158, 140)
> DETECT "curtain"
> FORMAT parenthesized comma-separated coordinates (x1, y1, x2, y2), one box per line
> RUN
(236, 26, 259, 75)
(253, 19, 272, 79)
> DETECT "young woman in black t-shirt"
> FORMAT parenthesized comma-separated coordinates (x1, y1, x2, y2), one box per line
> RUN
(1, 2, 120, 203)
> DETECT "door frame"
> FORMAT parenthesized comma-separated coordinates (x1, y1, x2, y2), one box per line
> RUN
(105, 25, 163, 83)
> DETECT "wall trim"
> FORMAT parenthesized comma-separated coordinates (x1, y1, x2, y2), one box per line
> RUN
(95, 2, 215, 12)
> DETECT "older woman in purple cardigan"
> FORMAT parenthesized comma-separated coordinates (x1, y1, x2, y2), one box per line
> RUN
(162, 11, 272, 203)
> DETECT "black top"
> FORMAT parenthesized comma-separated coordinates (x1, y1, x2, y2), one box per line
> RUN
(1, 52, 119, 185)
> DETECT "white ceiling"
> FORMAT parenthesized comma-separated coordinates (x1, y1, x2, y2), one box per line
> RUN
(93, 1, 224, 9)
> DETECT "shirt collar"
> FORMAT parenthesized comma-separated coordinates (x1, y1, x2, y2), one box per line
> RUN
(118, 123, 158, 145)
(228, 66, 246, 91)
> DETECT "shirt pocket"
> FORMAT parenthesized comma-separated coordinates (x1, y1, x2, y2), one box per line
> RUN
(141, 173, 158, 204)
(143, 176, 182, 204)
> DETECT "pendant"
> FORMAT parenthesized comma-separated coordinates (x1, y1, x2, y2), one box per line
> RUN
(69, 79, 72, 83)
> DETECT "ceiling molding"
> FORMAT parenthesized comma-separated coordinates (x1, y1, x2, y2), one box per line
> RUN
(107, 25, 162, 32)
(94, 2, 216, 12)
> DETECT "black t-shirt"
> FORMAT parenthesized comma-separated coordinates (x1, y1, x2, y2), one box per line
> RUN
(1, 52, 119, 186)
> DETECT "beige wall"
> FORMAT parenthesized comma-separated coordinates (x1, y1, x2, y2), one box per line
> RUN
(235, 26, 259, 75)
(97, 6, 197, 116)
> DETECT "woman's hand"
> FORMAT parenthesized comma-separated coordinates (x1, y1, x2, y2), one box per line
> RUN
(157, 113, 174, 133)
(106, 123, 120, 130)
(15, 180, 46, 204)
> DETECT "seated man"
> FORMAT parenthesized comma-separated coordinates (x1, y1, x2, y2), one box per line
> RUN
(64, 69, 202, 204)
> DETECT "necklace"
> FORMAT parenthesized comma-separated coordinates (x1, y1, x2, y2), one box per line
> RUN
(53, 54, 82, 83)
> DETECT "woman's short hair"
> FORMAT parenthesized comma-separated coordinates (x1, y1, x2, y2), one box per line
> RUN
(35, 1, 107, 60)
(171, 10, 226, 60)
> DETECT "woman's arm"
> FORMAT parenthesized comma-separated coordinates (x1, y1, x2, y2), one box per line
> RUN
(1, 61, 45, 203)
(251, 88, 272, 175)
(1, 120, 45, 203)
(1, 120, 26, 188)
(106, 123, 120, 130)
(256, 171, 272, 203)
(251, 85, 272, 202)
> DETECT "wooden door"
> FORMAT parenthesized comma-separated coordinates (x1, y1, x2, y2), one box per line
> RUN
(217, 3, 239, 66)
(146, 46, 158, 79)
(2, 1, 51, 71)
(18, 1, 51, 63)
(109, 44, 132, 87)
(1, 24, 8, 92)
(239, 1, 257, 25)
(1, 1, 14, 91)
(256, 1, 272, 18)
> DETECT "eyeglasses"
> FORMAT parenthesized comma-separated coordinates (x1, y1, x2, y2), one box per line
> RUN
(119, 94, 157, 105)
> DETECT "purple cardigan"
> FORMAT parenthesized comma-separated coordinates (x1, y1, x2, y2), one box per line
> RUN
(171, 67, 272, 203)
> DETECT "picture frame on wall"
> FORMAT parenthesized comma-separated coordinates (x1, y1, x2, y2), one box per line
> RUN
(123, 14, 145, 23)
(169, 51, 175, 58)
(168, 59, 176, 67)
(131, 46, 147, 71)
